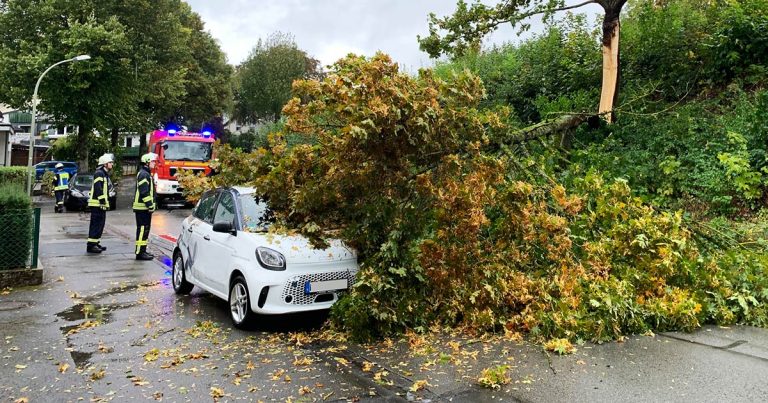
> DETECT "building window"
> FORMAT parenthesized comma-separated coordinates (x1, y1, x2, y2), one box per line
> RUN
(126, 137, 133, 148)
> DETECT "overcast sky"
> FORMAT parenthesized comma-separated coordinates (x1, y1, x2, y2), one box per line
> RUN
(184, 0, 603, 71)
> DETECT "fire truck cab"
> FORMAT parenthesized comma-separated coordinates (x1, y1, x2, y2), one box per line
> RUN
(148, 128, 214, 203)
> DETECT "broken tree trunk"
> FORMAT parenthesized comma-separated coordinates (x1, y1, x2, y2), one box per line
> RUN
(597, 1, 626, 123)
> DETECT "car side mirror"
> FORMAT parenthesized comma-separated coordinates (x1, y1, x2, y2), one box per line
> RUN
(212, 221, 236, 235)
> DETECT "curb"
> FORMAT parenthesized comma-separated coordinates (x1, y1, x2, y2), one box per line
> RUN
(0, 267, 43, 288)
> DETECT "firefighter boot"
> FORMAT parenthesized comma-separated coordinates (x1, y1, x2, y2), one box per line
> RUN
(136, 251, 154, 261)
(86, 244, 103, 254)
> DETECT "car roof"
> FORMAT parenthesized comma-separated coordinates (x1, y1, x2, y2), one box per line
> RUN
(231, 186, 255, 195)
(38, 161, 77, 165)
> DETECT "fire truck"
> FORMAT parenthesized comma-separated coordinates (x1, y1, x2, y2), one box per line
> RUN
(148, 128, 215, 204)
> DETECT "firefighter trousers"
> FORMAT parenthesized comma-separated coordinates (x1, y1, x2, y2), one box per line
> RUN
(135, 211, 152, 255)
(88, 207, 106, 246)
(54, 190, 65, 208)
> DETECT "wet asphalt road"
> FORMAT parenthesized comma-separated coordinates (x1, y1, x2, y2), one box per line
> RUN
(2, 177, 768, 402)
(0, 180, 399, 402)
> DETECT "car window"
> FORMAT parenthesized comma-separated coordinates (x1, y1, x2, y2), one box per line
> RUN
(213, 192, 236, 226)
(74, 175, 93, 187)
(194, 192, 218, 223)
(64, 162, 77, 169)
(239, 194, 274, 232)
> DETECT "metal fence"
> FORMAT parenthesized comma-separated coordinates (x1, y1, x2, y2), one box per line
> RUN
(0, 208, 40, 270)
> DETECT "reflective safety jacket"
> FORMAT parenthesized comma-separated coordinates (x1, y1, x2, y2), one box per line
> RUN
(53, 169, 70, 191)
(88, 167, 110, 209)
(133, 165, 156, 211)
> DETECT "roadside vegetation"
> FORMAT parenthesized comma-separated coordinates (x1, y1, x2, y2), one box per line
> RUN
(178, 0, 768, 343)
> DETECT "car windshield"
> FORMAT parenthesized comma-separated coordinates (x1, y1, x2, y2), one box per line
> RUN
(162, 141, 212, 162)
(239, 194, 274, 232)
(74, 175, 93, 187)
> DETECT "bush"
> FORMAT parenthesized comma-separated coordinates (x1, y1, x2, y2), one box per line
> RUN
(565, 89, 768, 215)
(0, 167, 28, 187)
(434, 14, 600, 123)
(50, 132, 112, 170)
(0, 184, 32, 270)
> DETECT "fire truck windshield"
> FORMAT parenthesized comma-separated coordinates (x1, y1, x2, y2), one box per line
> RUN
(162, 141, 212, 162)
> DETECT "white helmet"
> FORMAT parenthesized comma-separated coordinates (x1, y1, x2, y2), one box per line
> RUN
(141, 152, 158, 164)
(55, 162, 64, 169)
(97, 153, 114, 166)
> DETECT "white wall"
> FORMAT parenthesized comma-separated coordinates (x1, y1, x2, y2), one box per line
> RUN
(0, 132, 9, 166)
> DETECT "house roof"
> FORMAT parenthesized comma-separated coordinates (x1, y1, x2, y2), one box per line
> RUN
(8, 111, 32, 124)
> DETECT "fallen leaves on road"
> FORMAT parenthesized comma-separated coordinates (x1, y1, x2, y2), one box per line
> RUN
(210, 386, 225, 399)
(90, 368, 106, 380)
(66, 320, 100, 335)
(410, 379, 430, 392)
(544, 338, 576, 355)
(144, 348, 160, 362)
(58, 363, 69, 373)
(299, 385, 312, 395)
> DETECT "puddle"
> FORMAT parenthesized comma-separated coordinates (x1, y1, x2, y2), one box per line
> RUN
(70, 350, 94, 368)
(56, 301, 135, 322)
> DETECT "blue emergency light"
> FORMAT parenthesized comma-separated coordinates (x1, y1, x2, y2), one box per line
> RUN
(165, 123, 179, 136)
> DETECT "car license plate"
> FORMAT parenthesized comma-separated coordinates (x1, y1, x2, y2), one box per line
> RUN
(305, 279, 347, 294)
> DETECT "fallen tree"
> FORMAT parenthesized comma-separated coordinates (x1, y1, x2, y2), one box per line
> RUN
(180, 54, 768, 341)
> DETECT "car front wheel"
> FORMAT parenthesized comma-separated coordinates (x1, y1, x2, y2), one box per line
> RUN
(229, 275, 255, 329)
(172, 253, 193, 294)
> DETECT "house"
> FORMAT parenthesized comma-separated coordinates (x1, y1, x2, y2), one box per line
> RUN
(0, 109, 13, 167)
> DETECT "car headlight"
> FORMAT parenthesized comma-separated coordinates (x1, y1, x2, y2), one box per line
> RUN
(71, 190, 83, 198)
(255, 247, 285, 271)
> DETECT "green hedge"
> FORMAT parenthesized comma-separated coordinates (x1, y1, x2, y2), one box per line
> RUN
(0, 167, 28, 188)
(0, 184, 33, 270)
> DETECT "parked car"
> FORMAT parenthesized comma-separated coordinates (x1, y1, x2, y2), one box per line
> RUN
(35, 160, 78, 180)
(172, 187, 358, 328)
(63, 173, 117, 211)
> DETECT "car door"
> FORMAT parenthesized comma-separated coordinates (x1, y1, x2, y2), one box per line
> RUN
(198, 190, 238, 296)
(186, 191, 218, 288)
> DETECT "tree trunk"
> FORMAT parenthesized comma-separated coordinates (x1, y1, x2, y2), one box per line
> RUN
(77, 125, 90, 172)
(138, 127, 147, 169)
(110, 127, 119, 148)
(598, 3, 624, 123)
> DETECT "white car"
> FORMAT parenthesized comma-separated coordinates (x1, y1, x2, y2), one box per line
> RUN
(172, 186, 358, 328)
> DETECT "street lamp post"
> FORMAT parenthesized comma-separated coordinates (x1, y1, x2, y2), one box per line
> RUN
(26, 54, 91, 195)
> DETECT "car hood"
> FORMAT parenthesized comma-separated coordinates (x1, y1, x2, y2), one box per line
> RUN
(241, 232, 356, 265)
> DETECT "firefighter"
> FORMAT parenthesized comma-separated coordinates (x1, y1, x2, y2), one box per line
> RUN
(52, 163, 70, 213)
(134, 152, 158, 260)
(86, 154, 114, 254)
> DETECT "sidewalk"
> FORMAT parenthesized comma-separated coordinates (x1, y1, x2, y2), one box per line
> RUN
(2, 195, 768, 402)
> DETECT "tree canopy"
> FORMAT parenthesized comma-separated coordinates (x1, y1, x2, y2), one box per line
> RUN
(233, 32, 322, 124)
(0, 0, 232, 168)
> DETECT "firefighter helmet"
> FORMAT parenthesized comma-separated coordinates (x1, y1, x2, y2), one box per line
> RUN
(55, 162, 64, 169)
(97, 153, 114, 166)
(141, 152, 158, 164)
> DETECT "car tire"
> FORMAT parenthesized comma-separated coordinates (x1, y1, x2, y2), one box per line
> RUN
(172, 253, 193, 295)
(229, 275, 255, 329)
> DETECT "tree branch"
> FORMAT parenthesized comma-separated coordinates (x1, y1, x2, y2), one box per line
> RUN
(489, 114, 590, 150)
(484, 0, 599, 32)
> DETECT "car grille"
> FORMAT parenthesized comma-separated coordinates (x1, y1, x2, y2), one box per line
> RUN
(281, 270, 356, 305)
(169, 168, 205, 177)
